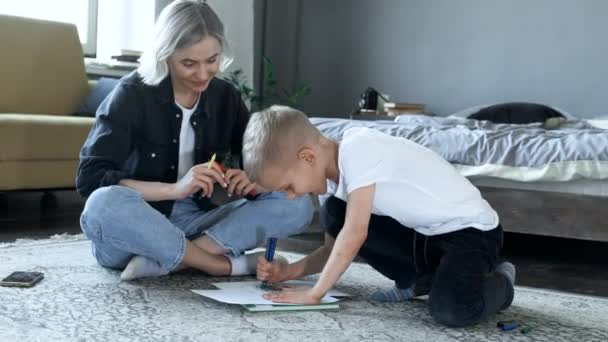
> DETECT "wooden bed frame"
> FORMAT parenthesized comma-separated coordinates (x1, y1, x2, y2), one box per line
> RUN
(479, 187, 608, 242)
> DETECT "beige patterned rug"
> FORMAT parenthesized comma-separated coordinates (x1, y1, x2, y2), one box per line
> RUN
(1, 235, 607, 342)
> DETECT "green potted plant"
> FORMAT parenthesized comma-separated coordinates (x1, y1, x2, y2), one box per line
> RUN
(223, 56, 311, 111)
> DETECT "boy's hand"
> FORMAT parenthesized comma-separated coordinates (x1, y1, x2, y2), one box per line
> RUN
(263, 287, 322, 305)
(256, 255, 290, 283)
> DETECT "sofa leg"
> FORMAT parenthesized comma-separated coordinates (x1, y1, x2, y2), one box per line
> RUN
(0, 193, 7, 208)
(41, 191, 58, 209)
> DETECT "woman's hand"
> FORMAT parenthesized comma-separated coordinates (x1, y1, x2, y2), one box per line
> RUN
(263, 287, 323, 305)
(224, 169, 257, 197)
(256, 255, 291, 284)
(172, 163, 226, 200)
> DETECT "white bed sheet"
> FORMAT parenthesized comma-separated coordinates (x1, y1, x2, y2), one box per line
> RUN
(588, 119, 608, 129)
(470, 177, 608, 198)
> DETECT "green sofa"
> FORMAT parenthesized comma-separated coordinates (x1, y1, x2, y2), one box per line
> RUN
(0, 14, 95, 191)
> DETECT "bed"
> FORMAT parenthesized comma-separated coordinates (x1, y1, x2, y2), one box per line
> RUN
(311, 115, 608, 242)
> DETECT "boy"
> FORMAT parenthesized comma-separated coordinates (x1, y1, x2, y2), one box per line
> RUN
(241, 105, 515, 327)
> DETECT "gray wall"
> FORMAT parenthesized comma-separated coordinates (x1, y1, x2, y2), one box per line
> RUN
(264, 0, 608, 118)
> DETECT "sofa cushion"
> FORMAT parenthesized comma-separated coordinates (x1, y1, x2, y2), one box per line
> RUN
(0, 160, 81, 190)
(0, 114, 94, 161)
(0, 15, 89, 115)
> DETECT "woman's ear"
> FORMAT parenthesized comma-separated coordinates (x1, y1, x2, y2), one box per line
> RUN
(297, 148, 316, 165)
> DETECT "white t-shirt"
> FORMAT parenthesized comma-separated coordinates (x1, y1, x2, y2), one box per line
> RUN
(175, 96, 200, 180)
(326, 127, 499, 236)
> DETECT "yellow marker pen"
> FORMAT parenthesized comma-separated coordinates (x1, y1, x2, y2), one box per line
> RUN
(208, 153, 217, 169)
(208, 153, 227, 187)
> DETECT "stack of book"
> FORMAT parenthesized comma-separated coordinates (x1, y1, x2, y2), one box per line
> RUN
(85, 57, 139, 78)
(111, 49, 142, 63)
(383, 102, 426, 116)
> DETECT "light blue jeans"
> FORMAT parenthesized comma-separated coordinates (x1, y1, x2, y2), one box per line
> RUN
(79, 186, 313, 271)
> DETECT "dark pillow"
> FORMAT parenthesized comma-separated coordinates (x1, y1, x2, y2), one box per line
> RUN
(468, 102, 565, 124)
(74, 77, 120, 117)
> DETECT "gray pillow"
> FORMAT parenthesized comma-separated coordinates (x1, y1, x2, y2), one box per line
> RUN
(74, 77, 120, 117)
(468, 102, 565, 124)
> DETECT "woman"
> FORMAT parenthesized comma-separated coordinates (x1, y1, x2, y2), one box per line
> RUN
(76, 0, 313, 280)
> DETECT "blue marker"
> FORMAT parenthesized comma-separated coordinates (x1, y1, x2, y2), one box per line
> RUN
(497, 321, 520, 332)
(260, 237, 278, 290)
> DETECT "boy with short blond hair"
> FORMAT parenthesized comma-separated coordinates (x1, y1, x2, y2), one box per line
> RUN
(242, 105, 515, 327)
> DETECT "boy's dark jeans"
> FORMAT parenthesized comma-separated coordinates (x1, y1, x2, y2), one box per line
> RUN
(320, 196, 514, 327)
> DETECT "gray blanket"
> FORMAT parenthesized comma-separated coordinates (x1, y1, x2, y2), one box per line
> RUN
(310, 115, 608, 180)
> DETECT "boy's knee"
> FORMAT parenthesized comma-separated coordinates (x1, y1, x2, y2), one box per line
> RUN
(429, 293, 484, 327)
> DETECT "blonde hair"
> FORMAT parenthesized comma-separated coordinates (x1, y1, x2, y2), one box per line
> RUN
(242, 105, 321, 182)
(138, 0, 233, 85)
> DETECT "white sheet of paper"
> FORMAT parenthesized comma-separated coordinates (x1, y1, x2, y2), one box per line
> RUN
(212, 280, 351, 298)
(191, 282, 340, 305)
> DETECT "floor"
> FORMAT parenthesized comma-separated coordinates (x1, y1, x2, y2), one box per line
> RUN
(1, 190, 607, 297)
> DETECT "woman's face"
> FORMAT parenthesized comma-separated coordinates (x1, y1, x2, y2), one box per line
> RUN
(168, 36, 222, 94)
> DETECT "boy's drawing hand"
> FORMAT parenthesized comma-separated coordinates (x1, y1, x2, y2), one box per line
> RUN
(224, 169, 257, 197)
(263, 287, 322, 305)
(256, 255, 290, 283)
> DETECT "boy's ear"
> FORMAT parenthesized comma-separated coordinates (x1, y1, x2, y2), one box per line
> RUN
(297, 147, 316, 164)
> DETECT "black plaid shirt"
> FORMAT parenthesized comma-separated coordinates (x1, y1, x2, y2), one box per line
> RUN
(76, 71, 250, 216)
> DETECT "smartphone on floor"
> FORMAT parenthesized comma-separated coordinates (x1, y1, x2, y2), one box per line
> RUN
(0, 271, 44, 288)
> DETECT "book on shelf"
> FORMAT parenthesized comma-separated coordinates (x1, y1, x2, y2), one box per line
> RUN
(111, 55, 140, 63)
(119, 49, 142, 56)
(385, 109, 425, 115)
(384, 102, 425, 110)
(383, 102, 426, 116)
(110, 49, 142, 63)
(85, 58, 138, 71)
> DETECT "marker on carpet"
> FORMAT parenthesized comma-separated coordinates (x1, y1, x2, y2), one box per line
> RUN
(497, 320, 520, 332)
(520, 326, 532, 334)
(260, 237, 280, 291)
